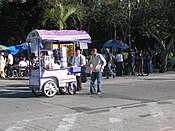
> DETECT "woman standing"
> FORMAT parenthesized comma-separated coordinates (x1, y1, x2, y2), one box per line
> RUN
(137, 50, 144, 76)
(144, 48, 153, 76)
(115, 50, 124, 76)
(0, 52, 6, 79)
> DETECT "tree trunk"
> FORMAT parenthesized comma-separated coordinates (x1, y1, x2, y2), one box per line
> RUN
(159, 32, 175, 72)
(145, 27, 175, 73)
(159, 48, 168, 73)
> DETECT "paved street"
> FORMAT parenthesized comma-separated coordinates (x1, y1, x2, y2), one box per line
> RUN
(0, 73, 175, 131)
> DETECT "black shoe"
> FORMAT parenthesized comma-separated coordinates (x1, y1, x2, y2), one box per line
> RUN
(113, 75, 115, 78)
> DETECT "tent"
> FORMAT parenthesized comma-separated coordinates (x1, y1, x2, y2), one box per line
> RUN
(6, 43, 29, 55)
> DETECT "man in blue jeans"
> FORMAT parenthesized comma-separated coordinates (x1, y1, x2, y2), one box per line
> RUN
(87, 48, 106, 95)
(104, 48, 116, 79)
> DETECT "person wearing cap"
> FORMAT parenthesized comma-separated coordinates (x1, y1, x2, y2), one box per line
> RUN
(0, 52, 6, 78)
(104, 48, 116, 79)
(71, 48, 86, 92)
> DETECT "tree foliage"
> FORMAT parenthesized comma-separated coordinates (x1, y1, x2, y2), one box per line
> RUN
(134, 0, 175, 71)
(0, 0, 49, 45)
(0, 0, 174, 58)
(43, 2, 82, 30)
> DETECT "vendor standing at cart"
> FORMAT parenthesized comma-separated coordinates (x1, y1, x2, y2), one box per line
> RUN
(72, 48, 86, 92)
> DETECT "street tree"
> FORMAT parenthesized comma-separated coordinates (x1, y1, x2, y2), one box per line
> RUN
(0, 0, 49, 45)
(137, 0, 175, 72)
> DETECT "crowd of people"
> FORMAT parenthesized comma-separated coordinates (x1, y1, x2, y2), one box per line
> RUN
(72, 47, 155, 95)
(0, 50, 29, 79)
(102, 47, 153, 79)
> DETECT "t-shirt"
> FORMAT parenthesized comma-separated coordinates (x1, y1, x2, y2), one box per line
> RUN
(87, 53, 107, 72)
(116, 54, 123, 62)
(72, 54, 86, 67)
(105, 53, 112, 63)
(18, 60, 28, 67)
(8, 54, 13, 65)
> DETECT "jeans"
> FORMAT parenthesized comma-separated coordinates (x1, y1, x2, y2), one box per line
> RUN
(7, 64, 12, 77)
(76, 76, 82, 91)
(116, 62, 124, 76)
(130, 62, 135, 75)
(145, 60, 153, 74)
(90, 72, 102, 93)
(138, 61, 144, 75)
(105, 63, 115, 78)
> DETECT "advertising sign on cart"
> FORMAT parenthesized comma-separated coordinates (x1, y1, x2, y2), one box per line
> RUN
(31, 39, 38, 53)
(60, 47, 67, 68)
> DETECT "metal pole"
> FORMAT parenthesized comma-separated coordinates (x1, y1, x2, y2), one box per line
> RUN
(128, 0, 131, 50)
(38, 40, 41, 89)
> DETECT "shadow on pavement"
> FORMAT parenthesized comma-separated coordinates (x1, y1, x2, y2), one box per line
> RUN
(0, 83, 36, 98)
(0, 91, 35, 98)
(143, 78, 175, 80)
(0, 85, 72, 98)
(0, 84, 29, 88)
(3, 77, 29, 80)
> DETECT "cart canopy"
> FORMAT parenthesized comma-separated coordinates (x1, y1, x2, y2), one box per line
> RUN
(26, 29, 91, 43)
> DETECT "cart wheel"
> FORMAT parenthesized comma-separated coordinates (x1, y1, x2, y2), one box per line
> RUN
(59, 87, 67, 95)
(67, 83, 76, 95)
(31, 88, 43, 96)
(42, 80, 57, 98)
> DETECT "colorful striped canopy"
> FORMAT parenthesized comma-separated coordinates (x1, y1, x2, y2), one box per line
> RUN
(103, 39, 129, 49)
(0, 45, 8, 51)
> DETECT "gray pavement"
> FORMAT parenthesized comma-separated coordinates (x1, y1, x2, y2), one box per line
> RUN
(0, 72, 175, 131)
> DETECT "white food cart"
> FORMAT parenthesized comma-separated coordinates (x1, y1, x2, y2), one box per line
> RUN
(26, 29, 91, 97)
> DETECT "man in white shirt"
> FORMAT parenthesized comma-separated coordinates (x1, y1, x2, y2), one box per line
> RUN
(72, 48, 86, 92)
(18, 57, 28, 76)
(6, 50, 13, 77)
(115, 50, 124, 76)
(18, 57, 28, 67)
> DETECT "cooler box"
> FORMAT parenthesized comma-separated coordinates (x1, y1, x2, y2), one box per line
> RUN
(69, 66, 86, 73)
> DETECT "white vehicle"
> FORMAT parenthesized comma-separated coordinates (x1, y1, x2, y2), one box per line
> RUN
(26, 29, 91, 97)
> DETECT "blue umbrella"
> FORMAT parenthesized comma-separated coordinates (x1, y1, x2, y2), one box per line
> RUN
(103, 39, 129, 49)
